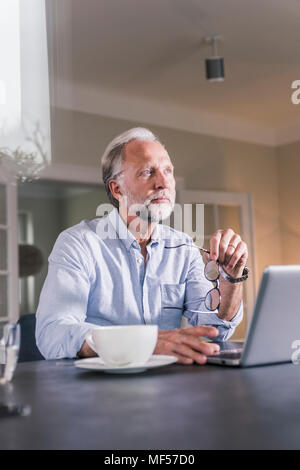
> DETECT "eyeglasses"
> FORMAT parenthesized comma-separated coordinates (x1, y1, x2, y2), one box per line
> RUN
(198, 247, 221, 311)
(165, 243, 221, 311)
(189, 246, 221, 311)
(165, 242, 249, 311)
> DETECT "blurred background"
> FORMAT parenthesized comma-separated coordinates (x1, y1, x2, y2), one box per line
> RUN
(1, 0, 300, 340)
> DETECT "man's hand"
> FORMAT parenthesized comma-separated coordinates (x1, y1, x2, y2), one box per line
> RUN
(208, 228, 248, 322)
(154, 325, 220, 364)
(209, 228, 248, 278)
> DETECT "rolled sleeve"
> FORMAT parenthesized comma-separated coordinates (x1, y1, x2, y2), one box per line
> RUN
(185, 302, 243, 341)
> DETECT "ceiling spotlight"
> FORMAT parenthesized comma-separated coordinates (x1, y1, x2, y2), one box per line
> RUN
(204, 35, 224, 82)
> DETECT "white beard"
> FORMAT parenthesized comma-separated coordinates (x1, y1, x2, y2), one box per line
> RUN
(122, 188, 175, 223)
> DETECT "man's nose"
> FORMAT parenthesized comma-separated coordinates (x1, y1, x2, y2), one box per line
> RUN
(153, 170, 169, 189)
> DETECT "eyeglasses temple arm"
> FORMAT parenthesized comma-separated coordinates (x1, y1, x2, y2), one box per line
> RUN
(192, 244, 210, 254)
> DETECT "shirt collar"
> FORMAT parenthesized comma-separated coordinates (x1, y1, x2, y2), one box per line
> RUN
(107, 208, 161, 251)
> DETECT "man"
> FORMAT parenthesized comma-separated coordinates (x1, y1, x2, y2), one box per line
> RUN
(36, 127, 248, 364)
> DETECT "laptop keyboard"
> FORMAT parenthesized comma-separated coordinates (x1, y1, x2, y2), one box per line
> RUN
(214, 351, 242, 360)
(207, 341, 244, 360)
(219, 348, 243, 354)
(214, 341, 244, 354)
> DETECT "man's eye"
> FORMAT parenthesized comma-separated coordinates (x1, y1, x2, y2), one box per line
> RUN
(142, 170, 151, 176)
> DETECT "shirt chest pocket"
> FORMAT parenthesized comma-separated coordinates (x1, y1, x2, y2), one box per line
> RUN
(160, 282, 186, 330)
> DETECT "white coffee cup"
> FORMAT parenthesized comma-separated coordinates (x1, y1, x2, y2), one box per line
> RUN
(85, 325, 158, 367)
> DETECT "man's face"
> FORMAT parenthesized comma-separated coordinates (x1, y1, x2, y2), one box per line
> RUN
(118, 139, 176, 223)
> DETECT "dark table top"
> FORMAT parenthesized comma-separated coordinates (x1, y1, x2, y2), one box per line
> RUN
(0, 359, 300, 450)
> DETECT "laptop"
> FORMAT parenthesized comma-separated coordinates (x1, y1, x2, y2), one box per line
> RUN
(207, 265, 300, 367)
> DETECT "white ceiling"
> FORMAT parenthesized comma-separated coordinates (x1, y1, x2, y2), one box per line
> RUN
(48, 0, 300, 145)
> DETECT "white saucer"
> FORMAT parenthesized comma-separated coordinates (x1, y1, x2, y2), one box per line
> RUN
(74, 354, 178, 374)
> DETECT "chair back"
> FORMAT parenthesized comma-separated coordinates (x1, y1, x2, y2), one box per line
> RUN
(17, 314, 45, 362)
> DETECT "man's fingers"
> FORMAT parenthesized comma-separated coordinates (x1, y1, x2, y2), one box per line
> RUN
(209, 230, 222, 261)
(167, 328, 221, 362)
(225, 241, 248, 271)
(175, 355, 194, 365)
(172, 343, 208, 364)
(210, 229, 248, 267)
(154, 337, 205, 364)
(216, 229, 236, 264)
(155, 328, 220, 365)
(224, 234, 241, 266)
(175, 334, 220, 356)
(181, 325, 219, 338)
(183, 337, 220, 356)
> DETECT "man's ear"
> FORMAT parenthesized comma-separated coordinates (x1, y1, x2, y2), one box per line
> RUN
(109, 179, 123, 203)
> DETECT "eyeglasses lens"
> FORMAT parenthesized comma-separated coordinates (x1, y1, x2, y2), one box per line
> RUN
(205, 288, 220, 311)
(204, 260, 219, 281)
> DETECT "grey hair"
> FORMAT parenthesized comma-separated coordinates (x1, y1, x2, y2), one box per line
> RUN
(101, 127, 162, 208)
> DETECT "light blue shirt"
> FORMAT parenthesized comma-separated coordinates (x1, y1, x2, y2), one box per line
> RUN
(36, 208, 243, 359)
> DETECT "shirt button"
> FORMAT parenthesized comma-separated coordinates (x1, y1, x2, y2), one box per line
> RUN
(137, 258, 143, 264)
